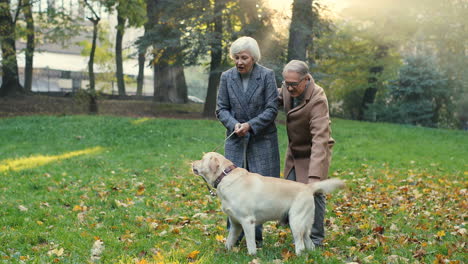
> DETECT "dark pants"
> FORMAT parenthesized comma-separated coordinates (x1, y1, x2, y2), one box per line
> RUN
(226, 218, 263, 245)
(286, 168, 326, 246)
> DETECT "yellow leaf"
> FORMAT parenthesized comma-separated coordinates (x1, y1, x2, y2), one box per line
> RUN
(187, 250, 200, 259)
(36, 220, 44, 225)
(20, 256, 29, 260)
(73, 205, 83, 212)
(436, 230, 446, 238)
(215, 235, 225, 242)
(136, 185, 145, 196)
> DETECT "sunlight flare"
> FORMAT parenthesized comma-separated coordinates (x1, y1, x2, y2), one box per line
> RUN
(0, 147, 104, 172)
(131, 118, 152, 125)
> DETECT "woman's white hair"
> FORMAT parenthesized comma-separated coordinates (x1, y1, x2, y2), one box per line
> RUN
(229, 36, 261, 62)
(282, 60, 309, 79)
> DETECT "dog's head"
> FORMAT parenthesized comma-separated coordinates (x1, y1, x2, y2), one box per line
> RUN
(192, 152, 230, 186)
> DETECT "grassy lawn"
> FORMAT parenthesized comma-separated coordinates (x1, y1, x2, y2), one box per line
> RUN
(0, 116, 466, 263)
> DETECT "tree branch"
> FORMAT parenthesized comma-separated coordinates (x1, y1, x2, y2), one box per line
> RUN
(83, 0, 101, 21)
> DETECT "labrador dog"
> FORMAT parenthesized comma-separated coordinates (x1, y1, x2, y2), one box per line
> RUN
(192, 152, 345, 255)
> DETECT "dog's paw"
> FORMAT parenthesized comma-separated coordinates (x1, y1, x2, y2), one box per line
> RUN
(247, 249, 257, 255)
(225, 242, 234, 250)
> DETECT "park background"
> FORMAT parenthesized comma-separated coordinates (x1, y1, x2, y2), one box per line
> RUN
(0, 0, 467, 263)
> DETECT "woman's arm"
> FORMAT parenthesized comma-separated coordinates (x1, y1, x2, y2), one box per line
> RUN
(247, 70, 279, 135)
(215, 72, 239, 132)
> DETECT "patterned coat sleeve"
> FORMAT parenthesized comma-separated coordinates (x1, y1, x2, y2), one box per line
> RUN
(247, 70, 278, 135)
(215, 72, 238, 132)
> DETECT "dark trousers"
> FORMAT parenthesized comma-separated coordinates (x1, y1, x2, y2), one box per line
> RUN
(286, 168, 326, 245)
(226, 218, 263, 245)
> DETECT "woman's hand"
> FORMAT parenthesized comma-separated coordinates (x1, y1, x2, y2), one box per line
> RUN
(235, 123, 250, 137)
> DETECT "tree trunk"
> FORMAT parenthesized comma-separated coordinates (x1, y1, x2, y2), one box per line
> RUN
(136, 50, 145, 96)
(358, 45, 388, 120)
(287, 0, 313, 61)
(137, 3, 154, 98)
(238, 0, 259, 36)
(24, 0, 34, 92)
(203, 0, 225, 117)
(115, 8, 126, 97)
(0, 0, 24, 97)
(153, 50, 188, 103)
(148, 0, 188, 103)
(88, 18, 99, 93)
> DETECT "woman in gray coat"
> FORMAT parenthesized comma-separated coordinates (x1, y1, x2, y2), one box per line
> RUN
(216, 36, 280, 246)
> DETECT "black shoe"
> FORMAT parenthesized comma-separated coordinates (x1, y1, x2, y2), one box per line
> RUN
(313, 243, 324, 250)
(256, 240, 263, 248)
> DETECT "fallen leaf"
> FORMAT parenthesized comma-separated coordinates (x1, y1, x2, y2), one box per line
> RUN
(187, 250, 200, 260)
(47, 248, 64, 257)
(215, 235, 225, 243)
(136, 184, 145, 196)
(90, 239, 104, 263)
(387, 255, 409, 263)
(281, 249, 294, 261)
(18, 205, 28, 211)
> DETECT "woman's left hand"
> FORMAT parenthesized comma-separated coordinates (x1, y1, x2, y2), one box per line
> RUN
(235, 123, 251, 137)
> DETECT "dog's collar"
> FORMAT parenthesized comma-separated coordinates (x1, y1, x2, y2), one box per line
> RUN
(213, 164, 237, 189)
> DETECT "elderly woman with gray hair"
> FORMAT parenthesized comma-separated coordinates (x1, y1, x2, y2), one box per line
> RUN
(216, 36, 280, 247)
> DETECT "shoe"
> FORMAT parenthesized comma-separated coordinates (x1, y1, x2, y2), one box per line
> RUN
(313, 243, 324, 250)
(256, 240, 263, 248)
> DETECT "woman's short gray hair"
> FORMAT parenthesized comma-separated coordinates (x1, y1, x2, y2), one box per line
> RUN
(282, 60, 309, 79)
(230, 36, 261, 62)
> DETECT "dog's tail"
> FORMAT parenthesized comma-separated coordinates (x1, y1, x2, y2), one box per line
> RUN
(310, 178, 345, 194)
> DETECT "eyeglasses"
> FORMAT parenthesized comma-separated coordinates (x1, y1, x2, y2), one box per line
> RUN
(283, 78, 304, 88)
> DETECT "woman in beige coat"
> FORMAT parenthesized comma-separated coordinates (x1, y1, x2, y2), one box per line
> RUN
(278, 60, 335, 247)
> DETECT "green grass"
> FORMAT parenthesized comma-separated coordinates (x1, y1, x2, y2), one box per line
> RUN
(0, 116, 466, 263)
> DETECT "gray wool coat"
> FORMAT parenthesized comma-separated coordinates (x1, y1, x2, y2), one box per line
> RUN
(216, 63, 280, 178)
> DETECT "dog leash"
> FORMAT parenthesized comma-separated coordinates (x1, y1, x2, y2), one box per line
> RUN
(201, 130, 237, 196)
(211, 130, 236, 152)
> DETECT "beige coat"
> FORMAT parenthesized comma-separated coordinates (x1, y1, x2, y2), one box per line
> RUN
(279, 75, 334, 183)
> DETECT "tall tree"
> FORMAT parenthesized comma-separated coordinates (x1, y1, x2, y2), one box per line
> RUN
(287, 0, 313, 61)
(203, 0, 225, 117)
(23, 0, 34, 92)
(145, 0, 188, 103)
(358, 45, 389, 120)
(0, 0, 25, 96)
(82, 0, 100, 113)
(115, 6, 126, 97)
(113, 0, 146, 97)
(83, 0, 100, 94)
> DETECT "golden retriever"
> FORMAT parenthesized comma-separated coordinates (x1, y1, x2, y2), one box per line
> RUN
(192, 152, 344, 255)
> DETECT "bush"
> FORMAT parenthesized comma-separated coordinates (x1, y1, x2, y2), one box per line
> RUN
(366, 55, 453, 127)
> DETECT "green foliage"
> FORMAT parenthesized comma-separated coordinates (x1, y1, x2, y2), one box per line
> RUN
(30, 2, 85, 47)
(313, 25, 401, 119)
(77, 23, 138, 93)
(366, 55, 452, 127)
(334, 0, 467, 128)
(0, 116, 466, 263)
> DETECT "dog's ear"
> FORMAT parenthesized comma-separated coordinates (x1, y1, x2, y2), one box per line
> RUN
(209, 156, 219, 173)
